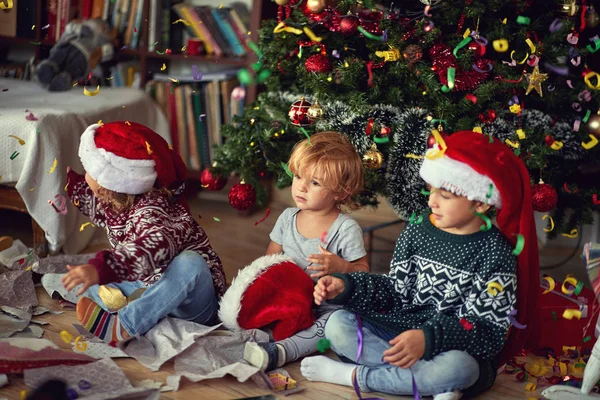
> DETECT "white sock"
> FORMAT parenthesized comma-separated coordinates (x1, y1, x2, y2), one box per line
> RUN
(433, 391, 463, 400)
(275, 344, 286, 368)
(300, 356, 355, 387)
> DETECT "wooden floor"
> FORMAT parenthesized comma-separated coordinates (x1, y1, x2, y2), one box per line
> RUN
(0, 198, 558, 399)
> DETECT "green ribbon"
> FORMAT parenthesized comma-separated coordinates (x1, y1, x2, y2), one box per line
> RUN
(441, 68, 456, 92)
(453, 36, 472, 58)
(357, 26, 384, 42)
(516, 16, 531, 25)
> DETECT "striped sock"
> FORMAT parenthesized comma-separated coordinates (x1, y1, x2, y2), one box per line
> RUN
(76, 297, 130, 344)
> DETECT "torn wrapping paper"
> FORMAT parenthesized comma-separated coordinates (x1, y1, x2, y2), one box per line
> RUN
(0, 309, 31, 338)
(10, 325, 44, 339)
(0, 268, 37, 311)
(135, 379, 173, 392)
(71, 325, 129, 359)
(35, 253, 95, 275)
(41, 273, 83, 304)
(163, 325, 270, 391)
(120, 318, 222, 371)
(24, 357, 159, 400)
(32, 306, 64, 316)
(0, 338, 94, 373)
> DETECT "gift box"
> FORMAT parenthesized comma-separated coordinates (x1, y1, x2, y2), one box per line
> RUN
(268, 373, 297, 391)
(536, 276, 599, 354)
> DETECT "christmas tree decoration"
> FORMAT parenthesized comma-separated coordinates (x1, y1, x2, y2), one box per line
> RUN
(275, 0, 289, 5)
(586, 111, 600, 137)
(228, 182, 257, 211)
(307, 100, 325, 120)
(560, 0, 579, 16)
(402, 45, 423, 68)
(305, 54, 332, 73)
(288, 98, 313, 126)
(586, 6, 600, 28)
(525, 66, 549, 97)
(467, 41, 486, 57)
(200, 168, 228, 191)
(362, 144, 384, 169)
(340, 15, 359, 36)
(306, 0, 326, 13)
(532, 181, 558, 212)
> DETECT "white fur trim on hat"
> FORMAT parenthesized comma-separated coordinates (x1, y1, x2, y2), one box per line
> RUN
(420, 155, 502, 208)
(218, 253, 292, 332)
(79, 124, 157, 195)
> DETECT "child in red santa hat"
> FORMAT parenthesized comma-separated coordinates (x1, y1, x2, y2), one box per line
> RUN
(301, 130, 540, 399)
(62, 121, 226, 344)
(227, 131, 370, 371)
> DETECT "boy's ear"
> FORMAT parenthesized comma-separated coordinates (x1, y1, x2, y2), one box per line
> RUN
(474, 201, 492, 214)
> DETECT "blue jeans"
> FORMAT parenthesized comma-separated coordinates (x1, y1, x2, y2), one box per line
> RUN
(84, 251, 219, 336)
(325, 310, 479, 396)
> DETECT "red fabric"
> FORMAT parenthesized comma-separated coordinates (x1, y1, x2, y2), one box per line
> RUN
(443, 131, 540, 365)
(237, 261, 316, 340)
(0, 341, 94, 374)
(93, 121, 187, 190)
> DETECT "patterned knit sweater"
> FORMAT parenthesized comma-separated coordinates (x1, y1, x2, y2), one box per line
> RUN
(66, 170, 227, 297)
(330, 214, 517, 394)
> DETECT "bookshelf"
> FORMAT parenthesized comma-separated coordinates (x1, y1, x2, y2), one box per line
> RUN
(1, 0, 270, 101)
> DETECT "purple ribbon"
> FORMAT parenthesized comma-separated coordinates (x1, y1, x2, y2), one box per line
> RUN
(472, 62, 493, 73)
(549, 18, 563, 32)
(543, 62, 569, 76)
(354, 315, 420, 399)
(508, 95, 519, 106)
(508, 309, 527, 329)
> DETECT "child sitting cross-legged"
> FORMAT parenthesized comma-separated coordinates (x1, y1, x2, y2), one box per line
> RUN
(301, 130, 540, 399)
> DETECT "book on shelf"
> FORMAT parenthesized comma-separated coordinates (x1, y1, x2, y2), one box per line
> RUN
(152, 69, 239, 82)
(145, 76, 244, 171)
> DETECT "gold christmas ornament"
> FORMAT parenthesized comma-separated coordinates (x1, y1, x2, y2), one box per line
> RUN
(586, 111, 600, 137)
(275, 0, 289, 5)
(306, 0, 326, 13)
(307, 101, 324, 120)
(362, 144, 384, 169)
(525, 66, 549, 97)
(97, 285, 128, 312)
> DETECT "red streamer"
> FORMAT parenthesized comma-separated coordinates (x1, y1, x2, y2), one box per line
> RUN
(593, 194, 600, 205)
(563, 183, 579, 193)
(254, 207, 271, 226)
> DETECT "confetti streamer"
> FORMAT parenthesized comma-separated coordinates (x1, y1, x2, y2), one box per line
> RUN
(41, 24, 50, 30)
(83, 85, 100, 96)
(281, 162, 293, 178)
(160, 63, 166, 71)
(10, 151, 19, 160)
(561, 274, 579, 295)
(541, 276, 555, 294)
(192, 65, 203, 80)
(508, 309, 527, 329)
(213, 217, 221, 222)
(79, 222, 95, 231)
(542, 215, 554, 232)
(563, 309, 582, 320)
(25, 112, 38, 121)
(420, 188, 431, 195)
(582, 134, 598, 150)
(173, 19, 191, 26)
(60, 330, 74, 344)
(254, 207, 271, 226)
(47, 158, 58, 174)
(475, 212, 492, 231)
(487, 282, 503, 296)
(74, 336, 87, 351)
(512, 234, 524, 256)
(562, 228, 578, 238)
(169, 77, 179, 83)
(563, 182, 578, 193)
(409, 212, 424, 224)
(8, 134, 25, 145)
(460, 317, 473, 331)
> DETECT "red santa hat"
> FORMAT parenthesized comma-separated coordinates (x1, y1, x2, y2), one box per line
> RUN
(78, 121, 186, 195)
(419, 130, 540, 366)
(218, 254, 316, 341)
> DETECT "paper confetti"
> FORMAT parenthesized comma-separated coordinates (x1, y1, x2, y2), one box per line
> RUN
(213, 217, 221, 222)
(25, 112, 38, 121)
(145, 141, 152, 155)
(10, 151, 19, 160)
(254, 207, 271, 226)
(173, 19, 191, 26)
(79, 222, 95, 231)
(160, 63, 166, 71)
(41, 24, 50, 29)
(125, 121, 131, 125)
(47, 158, 58, 174)
(8, 134, 26, 145)
(192, 65, 203, 80)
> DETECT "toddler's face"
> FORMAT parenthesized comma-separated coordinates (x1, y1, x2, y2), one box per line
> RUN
(291, 166, 338, 212)
(85, 172, 101, 196)
(427, 186, 483, 234)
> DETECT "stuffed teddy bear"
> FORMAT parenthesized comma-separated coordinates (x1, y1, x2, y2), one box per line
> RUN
(36, 18, 114, 91)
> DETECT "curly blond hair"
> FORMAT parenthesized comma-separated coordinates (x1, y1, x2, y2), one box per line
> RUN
(288, 131, 364, 212)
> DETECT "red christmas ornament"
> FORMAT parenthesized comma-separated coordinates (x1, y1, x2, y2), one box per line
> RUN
(228, 183, 256, 211)
(380, 126, 391, 136)
(200, 168, 227, 191)
(544, 134, 555, 146)
(429, 43, 491, 91)
(467, 41, 486, 57)
(340, 15, 359, 36)
(427, 134, 437, 148)
(478, 109, 497, 123)
(532, 182, 558, 212)
(288, 98, 313, 126)
(305, 54, 332, 73)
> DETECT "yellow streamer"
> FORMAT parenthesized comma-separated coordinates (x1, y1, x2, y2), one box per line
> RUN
(145, 141, 153, 155)
(273, 22, 303, 35)
(472, 127, 482, 133)
(125, 121, 131, 125)
(525, 38, 536, 53)
(563, 309, 582, 320)
(79, 222, 95, 231)
(550, 141, 564, 150)
(47, 158, 57, 174)
(8, 134, 26, 145)
(303, 27, 322, 42)
(0, 0, 14, 9)
(562, 228, 579, 238)
(562, 274, 579, 294)
(525, 383, 536, 391)
(510, 50, 529, 64)
(493, 39, 509, 52)
(542, 215, 554, 232)
(97, 120, 103, 126)
(405, 154, 424, 159)
(83, 85, 100, 96)
(582, 134, 598, 150)
(425, 129, 447, 160)
(173, 19, 191, 26)
(487, 282, 504, 296)
(542, 276, 555, 294)
(74, 336, 87, 351)
(583, 71, 600, 90)
(60, 330, 74, 344)
(462, 28, 471, 39)
(73, 199, 80, 206)
(516, 129, 526, 139)
(505, 139, 520, 148)
(160, 63, 166, 71)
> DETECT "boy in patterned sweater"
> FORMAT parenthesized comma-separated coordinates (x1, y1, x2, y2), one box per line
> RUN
(62, 121, 226, 344)
(301, 131, 540, 399)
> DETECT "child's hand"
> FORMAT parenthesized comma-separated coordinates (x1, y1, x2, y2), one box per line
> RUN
(314, 275, 345, 305)
(61, 264, 99, 295)
(383, 329, 425, 369)
(66, 166, 71, 173)
(307, 245, 349, 278)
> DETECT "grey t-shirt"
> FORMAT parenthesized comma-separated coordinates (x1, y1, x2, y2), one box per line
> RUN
(269, 207, 367, 278)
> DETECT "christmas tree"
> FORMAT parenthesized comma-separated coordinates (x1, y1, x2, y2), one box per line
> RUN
(209, 0, 600, 237)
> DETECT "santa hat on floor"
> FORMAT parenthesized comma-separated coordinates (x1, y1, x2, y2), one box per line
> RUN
(78, 121, 186, 195)
(219, 254, 316, 340)
(419, 130, 539, 366)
